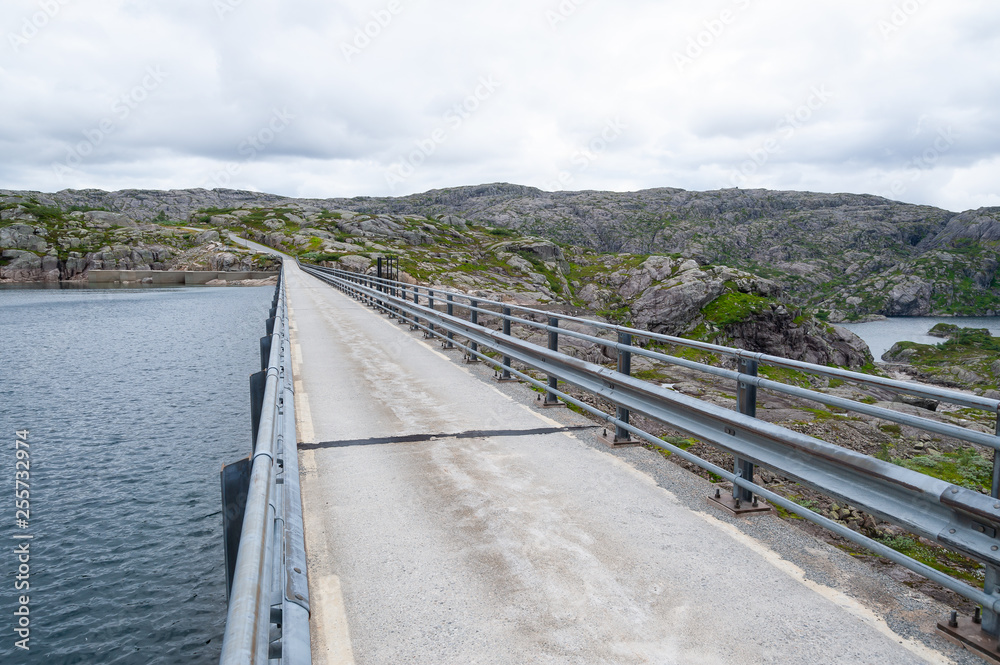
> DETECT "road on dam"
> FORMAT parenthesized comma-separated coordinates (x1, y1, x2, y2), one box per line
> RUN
(278, 259, 966, 665)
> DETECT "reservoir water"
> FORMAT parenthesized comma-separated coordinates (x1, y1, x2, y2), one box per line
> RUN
(839, 317, 1000, 360)
(0, 284, 271, 664)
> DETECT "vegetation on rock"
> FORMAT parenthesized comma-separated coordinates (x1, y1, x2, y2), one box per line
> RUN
(882, 324, 1000, 393)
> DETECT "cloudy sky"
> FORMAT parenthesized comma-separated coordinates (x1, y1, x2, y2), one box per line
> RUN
(1, 1, 997, 211)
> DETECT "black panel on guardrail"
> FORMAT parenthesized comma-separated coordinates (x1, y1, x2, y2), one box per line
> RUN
(249, 370, 266, 451)
(221, 458, 252, 600)
(259, 335, 272, 372)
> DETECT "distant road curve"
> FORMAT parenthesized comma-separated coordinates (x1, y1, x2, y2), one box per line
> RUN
(229, 234, 290, 259)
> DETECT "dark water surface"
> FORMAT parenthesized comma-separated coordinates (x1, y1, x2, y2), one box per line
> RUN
(0, 285, 271, 664)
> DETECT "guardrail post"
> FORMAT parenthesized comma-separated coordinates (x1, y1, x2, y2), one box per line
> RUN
(394, 284, 405, 322)
(734, 357, 758, 504)
(983, 417, 1000, 636)
(983, 567, 1000, 638)
(543, 317, 560, 406)
(992, 417, 1000, 501)
(411, 285, 420, 329)
(426, 290, 435, 339)
(598, 331, 637, 446)
(615, 332, 634, 442)
(496, 307, 514, 382)
(466, 299, 480, 362)
(444, 295, 455, 348)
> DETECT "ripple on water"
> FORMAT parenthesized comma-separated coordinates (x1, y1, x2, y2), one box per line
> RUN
(0, 286, 270, 664)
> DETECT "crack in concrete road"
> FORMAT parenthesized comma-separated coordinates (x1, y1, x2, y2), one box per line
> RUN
(299, 425, 598, 450)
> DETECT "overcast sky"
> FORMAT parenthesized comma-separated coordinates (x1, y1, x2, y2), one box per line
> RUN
(1, 1, 997, 211)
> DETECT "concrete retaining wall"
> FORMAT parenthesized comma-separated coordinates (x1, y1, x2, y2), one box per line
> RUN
(88, 270, 278, 285)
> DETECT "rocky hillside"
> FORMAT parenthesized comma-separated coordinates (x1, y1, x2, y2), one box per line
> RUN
(0, 193, 279, 280)
(334, 185, 1000, 321)
(3, 184, 995, 320)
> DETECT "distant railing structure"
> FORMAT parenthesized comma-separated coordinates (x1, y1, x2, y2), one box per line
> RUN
(220, 268, 311, 665)
(300, 261, 1000, 652)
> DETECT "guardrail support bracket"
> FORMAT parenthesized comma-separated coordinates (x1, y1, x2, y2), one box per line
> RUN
(937, 612, 1000, 664)
(597, 427, 640, 448)
(707, 484, 775, 517)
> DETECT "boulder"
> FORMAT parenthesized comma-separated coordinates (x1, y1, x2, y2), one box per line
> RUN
(302, 229, 336, 241)
(196, 230, 220, 244)
(209, 252, 255, 271)
(440, 215, 468, 228)
(725, 310, 872, 367)
(0, 224, 47, 252)
(632, 279, 726, 334)
(640, 256, 675, 282)
(83, 210, 136, 228)
(338, 255, 373, 273)
(493, 240, 566, 268)
(882, 343, 918, 362)
(885, 278, 931, 316)
(0, 207, 37, 222)
(0, 250, 43, 281)
(505, 255, 534, 273)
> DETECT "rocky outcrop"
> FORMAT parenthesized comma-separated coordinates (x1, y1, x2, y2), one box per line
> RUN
(0, 224, 48, 252)
(881, 327, 1000, 392)
(1, 250, 49, 281)
(725, 310, 872, 367)
(0, 196, 277, 282)
(337, 255, 372, 273)
(559, 253, 870, 368)
(885, 277, 932, 316)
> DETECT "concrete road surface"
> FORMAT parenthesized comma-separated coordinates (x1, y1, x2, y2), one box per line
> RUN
(284, 261, 962, 665)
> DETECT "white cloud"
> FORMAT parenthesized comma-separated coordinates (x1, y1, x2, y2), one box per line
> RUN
(0, 0, 997, 211)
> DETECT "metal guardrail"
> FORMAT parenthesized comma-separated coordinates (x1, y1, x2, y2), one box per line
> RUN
(300, 262, 1000, 639)
(220, 268, 311, 665)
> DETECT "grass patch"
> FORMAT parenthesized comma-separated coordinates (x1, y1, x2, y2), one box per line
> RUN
(702, 291, 775, 326)
(649, 436, 697, 458)
(759, 365, 813, 388)
(873, 535, 983, 586)
(894, 447, 992, 491)
(633, 368, 670, 382)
